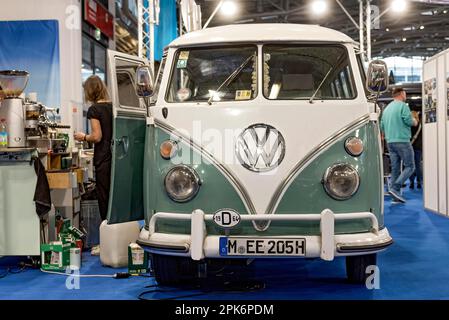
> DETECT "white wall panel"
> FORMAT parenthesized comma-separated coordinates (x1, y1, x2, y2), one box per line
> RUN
(423, 58, 439, 212)
(446, 52, 449, 216)
(437, 56, 447, 215)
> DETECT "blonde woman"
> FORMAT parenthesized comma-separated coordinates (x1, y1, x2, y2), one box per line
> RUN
(75, 75, 112, 224)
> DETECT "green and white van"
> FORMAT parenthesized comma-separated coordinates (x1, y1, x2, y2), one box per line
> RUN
(106, 23, 393, 285)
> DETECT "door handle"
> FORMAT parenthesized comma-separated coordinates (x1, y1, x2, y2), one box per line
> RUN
(115, 136, 129, 159)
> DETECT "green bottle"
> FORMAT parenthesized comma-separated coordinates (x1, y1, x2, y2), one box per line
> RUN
(0, 118, 7, 148)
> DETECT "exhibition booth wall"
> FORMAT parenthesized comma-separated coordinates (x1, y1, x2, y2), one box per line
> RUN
(423, 48, 449, 216)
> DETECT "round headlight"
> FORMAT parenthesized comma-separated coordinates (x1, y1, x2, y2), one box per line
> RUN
(323, 163, 360, 200)
(160, 140, 178, 160)
(345, 137, 364, 157)
(164, 165, 200, 202)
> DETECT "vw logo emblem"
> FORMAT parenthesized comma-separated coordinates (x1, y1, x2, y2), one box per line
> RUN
(236, 123, 286, 172)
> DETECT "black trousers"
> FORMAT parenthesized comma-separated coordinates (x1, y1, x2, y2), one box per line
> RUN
(95, 160, 111, 221)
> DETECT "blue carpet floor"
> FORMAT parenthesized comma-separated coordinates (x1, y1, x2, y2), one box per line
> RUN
(1, 187, 449, 300)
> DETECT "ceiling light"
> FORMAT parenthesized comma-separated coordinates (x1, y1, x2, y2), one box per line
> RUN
(419, 25, 425, 30)
(444, 10, 448, 14)
(402, 37, 407, 42)
(220, 1, 237, 16)
(311, 0, 328, 16)
(391, 0, 407, 13)
(386, 28, 390, 31)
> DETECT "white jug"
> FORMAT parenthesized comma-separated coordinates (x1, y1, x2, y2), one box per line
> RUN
(99, 220, 140, 268)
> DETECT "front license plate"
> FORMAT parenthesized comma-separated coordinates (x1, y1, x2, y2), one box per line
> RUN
(219, 237, 306, 256)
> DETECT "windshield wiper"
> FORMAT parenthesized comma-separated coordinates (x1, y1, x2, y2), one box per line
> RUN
(309, 67, 333, 104)
(207, 54, 255, 105)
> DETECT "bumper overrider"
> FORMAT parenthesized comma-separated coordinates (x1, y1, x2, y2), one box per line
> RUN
(137, 209, 393, 261)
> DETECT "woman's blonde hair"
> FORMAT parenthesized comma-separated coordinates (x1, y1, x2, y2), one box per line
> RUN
(83, 75, 110, 103)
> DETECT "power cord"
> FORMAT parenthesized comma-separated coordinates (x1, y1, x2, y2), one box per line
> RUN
(0, 268, 9, 279)
(40, 269, 133, 279)
(39, 269, 152, 279)
(0, 261, 31, 279)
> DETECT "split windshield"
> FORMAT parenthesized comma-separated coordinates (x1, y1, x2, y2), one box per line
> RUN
(166, 44, 356, 103)
(167, 46, 257, 103)
(263, 45, 356, 100)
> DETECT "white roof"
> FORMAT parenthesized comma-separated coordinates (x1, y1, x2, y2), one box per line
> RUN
(169, 24, 355, 48)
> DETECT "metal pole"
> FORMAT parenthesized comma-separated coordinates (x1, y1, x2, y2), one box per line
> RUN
(138, 0, 143, 58)
(366, 0, 372, 61)
(179, 0, 183, 36)
(336, 0, 359, 30)
(149, 0, 155, 71)
(203, 0, 225, 29)
(372, 7, 390, 24)
(359, 0, 364, 59)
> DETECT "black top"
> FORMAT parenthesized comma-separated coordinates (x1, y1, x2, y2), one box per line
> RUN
(411, 123, 422, 150)
(87, 102, 113, 166)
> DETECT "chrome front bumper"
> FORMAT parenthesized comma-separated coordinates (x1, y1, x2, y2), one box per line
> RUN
(137, 209, 393, 261)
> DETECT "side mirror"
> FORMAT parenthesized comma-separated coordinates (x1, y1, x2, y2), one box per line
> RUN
(366, 60, 389, 94)
(136, 65, 154, 97)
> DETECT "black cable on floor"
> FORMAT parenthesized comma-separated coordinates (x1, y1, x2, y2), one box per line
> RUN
(138, 279, 266, 300)
(9, 266, 27, 274)
(0, 268, 10, 279)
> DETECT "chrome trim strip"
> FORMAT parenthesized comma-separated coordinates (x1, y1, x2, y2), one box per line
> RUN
(137, 239, 190, 253)
(266, 114, 371, 216)
(336, 239, 393, 253)
(153, 119, 258, 216)
(116, 109, 146, 118)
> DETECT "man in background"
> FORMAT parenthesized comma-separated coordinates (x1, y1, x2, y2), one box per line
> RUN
(381, 88, 418, 203)
(409, 110, 422, 190)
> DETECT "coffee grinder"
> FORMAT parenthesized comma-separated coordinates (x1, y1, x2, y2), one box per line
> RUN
(0, 70, 29, 148)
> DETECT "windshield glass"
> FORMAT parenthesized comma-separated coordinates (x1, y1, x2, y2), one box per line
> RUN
(167, 46, 257, 103)
(263, 45, 356, 100)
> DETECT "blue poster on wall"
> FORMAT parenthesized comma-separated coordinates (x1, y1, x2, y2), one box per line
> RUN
(142, 0, 178, 62)
(0, 20, 60, 108)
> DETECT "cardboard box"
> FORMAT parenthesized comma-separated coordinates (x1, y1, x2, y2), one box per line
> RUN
(47, 172, 72, 189)
(41, 240, 71, 271)
(128, 243, 149, 275)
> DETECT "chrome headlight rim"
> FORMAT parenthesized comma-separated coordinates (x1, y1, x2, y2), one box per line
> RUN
(344, 136, 364, 157)
(164, 165, 201, 203)
(323, 163, 360, 201)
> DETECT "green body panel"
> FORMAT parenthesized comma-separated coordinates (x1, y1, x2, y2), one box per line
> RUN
(144, 126, 248, 234)
(144, 121, 383, 236)
(274, 121, 383, 234)
(108, 116, 146, 223)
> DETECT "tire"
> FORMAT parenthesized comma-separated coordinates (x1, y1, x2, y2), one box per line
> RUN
(345, 253, 377, 284)
(151, 254, 198, 286)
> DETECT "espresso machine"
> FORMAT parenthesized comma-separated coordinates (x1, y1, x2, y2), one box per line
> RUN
(0, 70, 28, 147)
(25, 101, 70, 153)
(0, 70, 70, 153)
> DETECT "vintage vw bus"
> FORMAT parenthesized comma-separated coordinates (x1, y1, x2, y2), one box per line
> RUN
(106, 24, 393, 285)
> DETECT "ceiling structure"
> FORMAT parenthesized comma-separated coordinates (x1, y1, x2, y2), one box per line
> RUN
(195, 0, 449, 58)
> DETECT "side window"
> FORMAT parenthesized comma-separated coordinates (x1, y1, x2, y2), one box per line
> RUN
(151, 51, 167, 105)
(340, 71, 350, 97)
(330, 82, 337, 97)
(117, 71, 140, 108)
(115, 58, 142, 109)
(357, 55, 369, 96)
(334, 78, 343, 97)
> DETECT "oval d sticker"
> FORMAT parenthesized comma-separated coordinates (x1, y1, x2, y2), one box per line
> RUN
(213, 209, 241, 228)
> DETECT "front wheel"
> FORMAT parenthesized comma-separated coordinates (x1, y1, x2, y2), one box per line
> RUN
(151, 254, 198, 286)
(345, 253, 377, 284)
